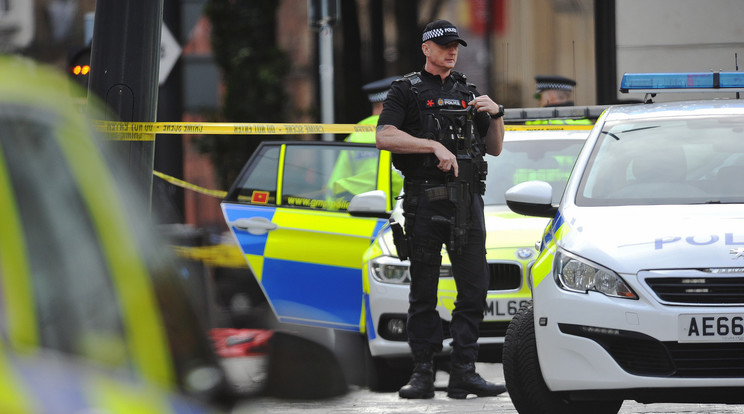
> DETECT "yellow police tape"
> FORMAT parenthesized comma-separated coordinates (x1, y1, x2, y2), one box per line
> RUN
(170, 243, 248, 268)
(153, 170, 227, 198)
(96, 121, 377, 141)
(96, 121, 592, 141)
(149, 120, 593, 198)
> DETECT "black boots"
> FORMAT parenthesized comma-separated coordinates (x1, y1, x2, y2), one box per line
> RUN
(399, 357, 506, 399)
(446, 362, 506, 399)
(398, 361, 435, 399)
(399, 351, 435, 399)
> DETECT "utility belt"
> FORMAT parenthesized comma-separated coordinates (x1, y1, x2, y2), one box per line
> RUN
(404, 178, 447, 199)
(404, 177, 485, 203)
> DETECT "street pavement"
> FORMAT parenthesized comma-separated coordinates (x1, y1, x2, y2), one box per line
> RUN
(229, 362, 744, 414)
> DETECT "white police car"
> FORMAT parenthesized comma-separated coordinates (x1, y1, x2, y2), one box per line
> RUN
(502, 72, 744, 413)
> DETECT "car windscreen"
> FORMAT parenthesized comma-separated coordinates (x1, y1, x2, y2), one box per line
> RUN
(576, 115, 744, 206)
(484, 138, 586, 206)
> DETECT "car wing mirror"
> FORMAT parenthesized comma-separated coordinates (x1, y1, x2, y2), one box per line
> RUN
(505, 180, 558, 218)
(348, 190, 390, 218)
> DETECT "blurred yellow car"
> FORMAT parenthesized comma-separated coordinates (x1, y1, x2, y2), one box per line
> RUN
(0, 55, 229, 412)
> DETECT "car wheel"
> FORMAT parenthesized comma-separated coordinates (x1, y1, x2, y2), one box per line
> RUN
(503, 301, 623, 414)
(264, 330, 347, 399)
(364, 340, 411, 392)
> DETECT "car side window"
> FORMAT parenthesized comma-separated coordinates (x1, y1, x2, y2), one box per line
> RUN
(235, 145, 280, 204)
(230, 143, 383, 211)
(282, 144, 380, 211)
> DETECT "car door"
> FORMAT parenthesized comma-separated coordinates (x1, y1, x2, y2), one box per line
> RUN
(221, 142, 397, 332)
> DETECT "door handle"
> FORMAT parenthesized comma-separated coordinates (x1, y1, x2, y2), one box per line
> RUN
(231, 217, 278, 235)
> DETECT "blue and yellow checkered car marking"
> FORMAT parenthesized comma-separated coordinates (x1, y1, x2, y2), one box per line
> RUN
(532, 210, 572, 287)
(224, 204, 385, 331)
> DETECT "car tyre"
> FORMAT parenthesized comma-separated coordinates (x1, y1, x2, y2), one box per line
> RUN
(503, 301, 623, 414)
(364, 340, 411, 392)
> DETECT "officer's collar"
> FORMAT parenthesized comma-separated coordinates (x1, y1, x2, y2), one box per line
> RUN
(421, 67, 456, 85)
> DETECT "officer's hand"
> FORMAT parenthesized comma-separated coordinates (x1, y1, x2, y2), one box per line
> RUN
(469, 95, 500, 117)
(433, 142, 458, 177)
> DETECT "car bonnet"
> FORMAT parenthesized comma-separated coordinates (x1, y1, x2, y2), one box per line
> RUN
(553, 204, 744, 274)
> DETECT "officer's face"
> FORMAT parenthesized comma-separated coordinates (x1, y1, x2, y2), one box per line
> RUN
(423, 41, 459, 71)
(539, 89, 571, 107)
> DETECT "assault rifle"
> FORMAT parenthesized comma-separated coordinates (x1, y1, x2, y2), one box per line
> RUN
(431, 105, 487, 255)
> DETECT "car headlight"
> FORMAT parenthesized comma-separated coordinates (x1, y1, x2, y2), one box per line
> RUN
(369, 256, 451, 284)
(371, 257, 411, 284)
(554, 250, 637, 299)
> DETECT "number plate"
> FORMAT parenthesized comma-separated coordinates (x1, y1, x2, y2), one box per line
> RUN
(678, 314, 744, 342)
(482, 299, 530, 321)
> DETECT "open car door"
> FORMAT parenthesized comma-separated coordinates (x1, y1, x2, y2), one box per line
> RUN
(221, 141, 399, 331)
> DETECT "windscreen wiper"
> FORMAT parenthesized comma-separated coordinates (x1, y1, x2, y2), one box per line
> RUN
(602, 125, 659, 140)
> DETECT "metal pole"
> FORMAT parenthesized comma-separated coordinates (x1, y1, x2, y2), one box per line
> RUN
(319, 20, 334, 141)
(88, 0, 164, 208)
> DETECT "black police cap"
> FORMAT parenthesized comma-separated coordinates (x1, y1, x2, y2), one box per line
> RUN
(535, 75, 576, 93)
(421, 20, 467, 47)
(362, 76, 400, 103)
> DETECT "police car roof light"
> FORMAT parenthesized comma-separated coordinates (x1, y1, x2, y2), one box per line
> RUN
(503, 105, 608, 122)
(620, 72, 744, 93)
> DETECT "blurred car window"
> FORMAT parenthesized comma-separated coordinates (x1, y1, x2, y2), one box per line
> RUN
(0, 104, 129, 368)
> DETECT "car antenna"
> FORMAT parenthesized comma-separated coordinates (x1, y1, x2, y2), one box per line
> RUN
(572, 40, 577, 102)
(736, 53, 740, 100)
(504, 40, 509, 104)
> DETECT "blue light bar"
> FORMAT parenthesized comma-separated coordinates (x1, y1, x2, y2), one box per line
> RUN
(620, 72, 744, 93)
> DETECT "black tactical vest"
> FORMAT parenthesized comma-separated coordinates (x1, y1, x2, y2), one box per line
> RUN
(392, 71, 486, 181)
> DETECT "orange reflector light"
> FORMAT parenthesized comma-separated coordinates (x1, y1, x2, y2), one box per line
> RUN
(72, 65, 90, 76)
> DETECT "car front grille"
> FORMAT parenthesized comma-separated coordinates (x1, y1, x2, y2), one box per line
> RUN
(664, 342, 744, 377)
(645, 276, 744, 305)
(443, 319, 510, 338)
(561, 323, 744, 377)
(488, 262, 522, 290)
(377, 314, 510, 342)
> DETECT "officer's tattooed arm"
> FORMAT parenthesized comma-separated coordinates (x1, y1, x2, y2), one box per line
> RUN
(376, 124, 459, 177)
(468, 95, 504, 156)
(483, 116, 504, 156)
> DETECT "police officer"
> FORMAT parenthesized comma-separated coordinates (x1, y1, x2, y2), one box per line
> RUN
(535, 74, 576, 107)
(376, 19, 506, 400)
(345, 76, 401, 143)
(328, 76, 404, 200)
(529, 75, 591, 125)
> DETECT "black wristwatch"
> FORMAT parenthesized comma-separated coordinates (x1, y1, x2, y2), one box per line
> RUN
(490, 104, 504, 119)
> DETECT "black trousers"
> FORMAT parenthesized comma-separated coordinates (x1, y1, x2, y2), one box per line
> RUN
(403, 187, 489, 364)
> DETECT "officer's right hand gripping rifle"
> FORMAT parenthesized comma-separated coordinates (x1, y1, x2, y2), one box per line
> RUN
(431, 105, 487, 255)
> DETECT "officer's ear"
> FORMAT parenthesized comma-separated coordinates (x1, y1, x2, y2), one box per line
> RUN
(422, 43, 429, 57)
